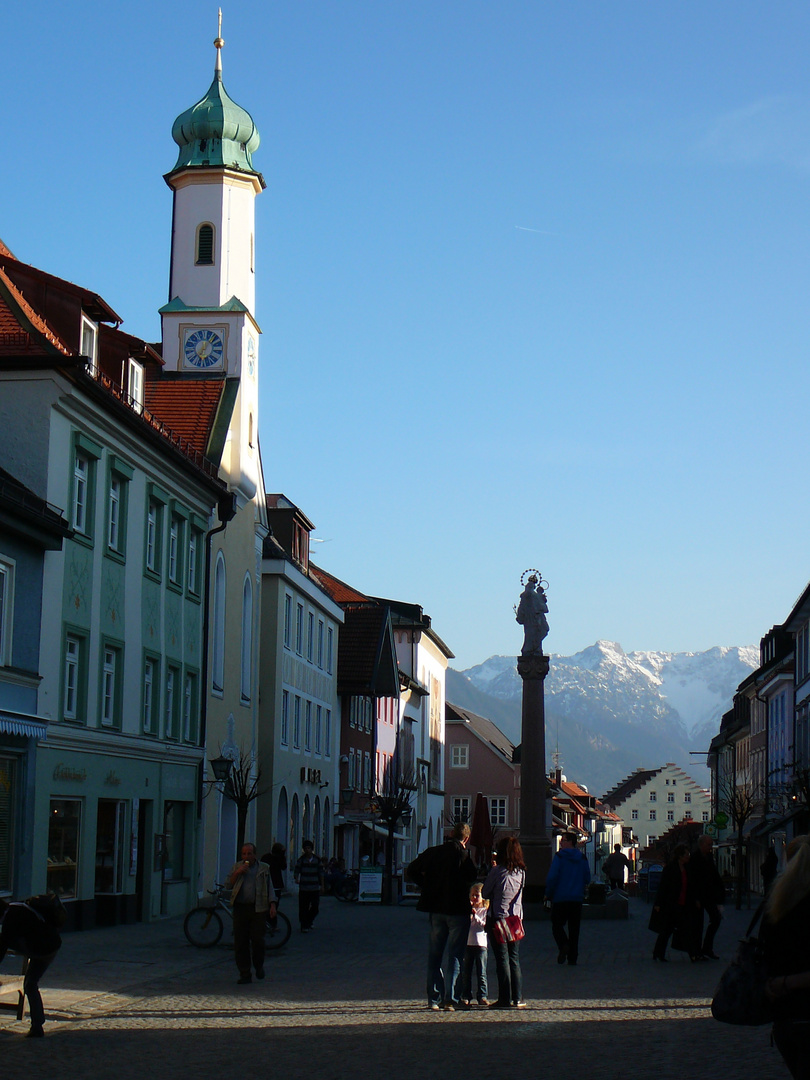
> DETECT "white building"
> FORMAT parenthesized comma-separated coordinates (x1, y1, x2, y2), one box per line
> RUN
(602, 763, 711, 849)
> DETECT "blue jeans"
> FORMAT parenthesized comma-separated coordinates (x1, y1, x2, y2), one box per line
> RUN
(461, 945, 488, 1002)
(426, 913, 469, 1007)
(490, 936, 522, 1005)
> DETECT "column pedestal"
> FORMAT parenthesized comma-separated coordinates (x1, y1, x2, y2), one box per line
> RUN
(518, 653, 552, 902)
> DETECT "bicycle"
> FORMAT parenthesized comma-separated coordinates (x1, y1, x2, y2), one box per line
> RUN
(332, 871, 359, 902)
(184, 883, 292, 949)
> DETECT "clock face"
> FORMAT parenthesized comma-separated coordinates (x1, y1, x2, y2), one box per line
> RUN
(184, 328, 224, 369)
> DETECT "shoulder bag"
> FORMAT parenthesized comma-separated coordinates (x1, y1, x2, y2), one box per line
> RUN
(710, 903, 773, 1026)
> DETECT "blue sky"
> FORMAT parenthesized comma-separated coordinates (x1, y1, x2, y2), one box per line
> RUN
(7, 2, 810, 668)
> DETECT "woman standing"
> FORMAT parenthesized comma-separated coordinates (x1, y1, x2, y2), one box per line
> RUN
(649, 844, 700, 962)
(761, 834, 810, 1080)
(482, 835, 526, 1009)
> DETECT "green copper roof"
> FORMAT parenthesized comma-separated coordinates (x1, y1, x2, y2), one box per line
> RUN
(169, 68, 260, 175)
(159, 296, 251, 314)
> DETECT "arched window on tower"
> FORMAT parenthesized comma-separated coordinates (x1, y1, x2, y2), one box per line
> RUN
(212, 552, 226, 692)
(196, 223, 215, 266)
(241, 573, 253, 703)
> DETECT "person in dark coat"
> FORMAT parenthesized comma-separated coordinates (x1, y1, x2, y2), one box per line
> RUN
(407, 821, 477, 1011)
(650, 844, 700, 962)
(761, 848, 779, 895)
(688, 833, 725, 959)
(0, 898, 62, 1037)
(761, 834, 810, 1080)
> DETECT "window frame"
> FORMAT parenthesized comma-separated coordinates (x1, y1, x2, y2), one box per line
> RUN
(99, 639, 124, 730)
(450, 744, 469, 769)
(62, 628, 88, 723)
(142, 653, 160, 736)
(105, 455, 133, 562)
(0, 555, 14, 667)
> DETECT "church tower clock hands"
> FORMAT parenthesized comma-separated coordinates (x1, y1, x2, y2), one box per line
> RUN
(159, 11, 265, 501)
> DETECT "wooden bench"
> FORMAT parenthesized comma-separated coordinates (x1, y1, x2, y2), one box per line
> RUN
(0, 956, 27, 1021)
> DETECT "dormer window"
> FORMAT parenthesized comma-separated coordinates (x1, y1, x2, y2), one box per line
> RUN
(196, 223, 215, 265)
(128, 359, 144, 413)
(81, 316, 98, 365)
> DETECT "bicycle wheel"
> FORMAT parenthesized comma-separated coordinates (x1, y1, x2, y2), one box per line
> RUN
(265, 909, 292, 949)
(184, 905, 224, 947)
(334, 878, 358, 902)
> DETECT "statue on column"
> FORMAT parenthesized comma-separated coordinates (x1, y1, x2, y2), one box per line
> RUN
(516, 572, 549, 656)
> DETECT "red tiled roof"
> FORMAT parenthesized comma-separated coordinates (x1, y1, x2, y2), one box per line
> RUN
(0, 265, 71, 358)
(144, 375, 225, 459)
(309, 562, 370, 605)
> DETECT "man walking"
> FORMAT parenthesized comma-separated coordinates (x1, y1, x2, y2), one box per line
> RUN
(294, 840, 324, 933)
(688, 833, 725, 960)
(545, 832, 591, 966)
(0, 896, 63, 1037)
(407, 821, 477, 1011)
(602, 844, 631, 891)
(227, 842, 276, 984)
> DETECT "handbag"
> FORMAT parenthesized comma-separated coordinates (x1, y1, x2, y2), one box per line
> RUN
(491, 914, 525, 943)
(711, 903, 774, 1026)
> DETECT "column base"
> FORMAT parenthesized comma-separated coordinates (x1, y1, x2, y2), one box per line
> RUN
(520, 835, 553, 903)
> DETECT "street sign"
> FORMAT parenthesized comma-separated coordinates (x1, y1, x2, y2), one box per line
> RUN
(358, 867, 383, 904)
(714, 812, 729, 828)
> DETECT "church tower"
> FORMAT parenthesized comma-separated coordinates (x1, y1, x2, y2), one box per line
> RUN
(160, 14, 265, 503)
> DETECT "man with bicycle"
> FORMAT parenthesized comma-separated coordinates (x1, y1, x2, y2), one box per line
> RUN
(227, 843, 277, 984)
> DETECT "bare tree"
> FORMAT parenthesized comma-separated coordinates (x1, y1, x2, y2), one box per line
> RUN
(716, 771, 763, 910)
(221, 747, 268, 858)
(369, 767, 415, 905)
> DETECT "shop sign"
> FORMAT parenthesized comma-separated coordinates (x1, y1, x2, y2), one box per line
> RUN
(53, 764, 86, 783)
(104, 770, 122, 786)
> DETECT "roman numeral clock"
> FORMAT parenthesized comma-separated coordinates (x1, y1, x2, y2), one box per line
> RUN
(183, 327, 226, 369)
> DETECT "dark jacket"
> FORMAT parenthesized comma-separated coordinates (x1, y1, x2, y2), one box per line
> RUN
(545, 847, 591, 904)
(0, 903, 62, 960)
(407, 840, 477, 915)
(761, 892, 810, 1020)
(687, 847, 725, 907)
(649, 859, 694, 932)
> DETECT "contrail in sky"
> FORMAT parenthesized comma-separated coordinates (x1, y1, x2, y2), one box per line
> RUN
(515, 225, 557, 235)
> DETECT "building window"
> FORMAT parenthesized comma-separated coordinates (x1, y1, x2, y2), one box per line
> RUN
(317, 620, 324, 668)
(183, 672, 197, 742)
(490, 798, 507, 827)
(684, 792, 692, 804)
(281, 690, 290, 746)
(295, 604, 304, 655)
(47, 799, 81, 898)
(241, 575, 252, 703)
(101, 643, 122, 728)
(196, 223, 215, 265)
(702, 811, 710, 822)
(165, 665, 180, 740)
(649, 791, 657, 802)
(95, 800, 126, 894)
(363, 753, 371, 794)
(146, 499, 160, 572)
(452, 797, 470, 823)
(168, 515, 182, 585)
(327, 627, 333, 674)
(187, 529, 200, 595)
(128, 359, 144, 412)
(283, 594, 292, 649)
(73, 453, 90, 534)
(0, 557, 13, 666)
(143, 656, 158, 734)
(307, 612, 314, 662)
(667, 792, 675, 803)
(348, 750, 356, 789)
(667, 810, 675, 822)
(105, 458, 134, 557)
(293, 695, 301, 749)
(304, 700, 312, 752)
(324, 709, 331, 756)
(63, 631, 87, 722)
(451, 745, 469, 768)
(631, 809, 638, 820)
(212, 553, 226, 692)
(315, 705, 322, 755)
(649, 809, 656, 821)
(81, 316, 98, 363)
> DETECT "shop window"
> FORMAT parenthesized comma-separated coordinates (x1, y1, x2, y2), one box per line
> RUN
(162, 802, 188, 881)
(95, 800, 126, 894)
(0, 755, 16, 893)
(47, 799, 81, 898)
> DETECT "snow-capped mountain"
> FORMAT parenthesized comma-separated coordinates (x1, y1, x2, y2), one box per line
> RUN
(445, 642, 758, 797)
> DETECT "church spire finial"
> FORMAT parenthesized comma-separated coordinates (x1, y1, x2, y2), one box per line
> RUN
(214, 8, 224, 75)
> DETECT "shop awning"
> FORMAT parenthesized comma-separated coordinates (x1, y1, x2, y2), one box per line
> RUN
(0, 712, 48, 739)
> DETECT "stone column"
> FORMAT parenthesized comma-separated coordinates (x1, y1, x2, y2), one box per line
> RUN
(517, 652, 552, 901)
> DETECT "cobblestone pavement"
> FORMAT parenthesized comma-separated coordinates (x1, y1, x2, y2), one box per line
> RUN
(0, 896, 788, 1080)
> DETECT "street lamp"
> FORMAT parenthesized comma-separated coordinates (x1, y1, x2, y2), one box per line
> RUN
(202, 753, 233, 797)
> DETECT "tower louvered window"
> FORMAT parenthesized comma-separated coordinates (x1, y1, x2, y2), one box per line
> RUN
(196, 224, 214, 265)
